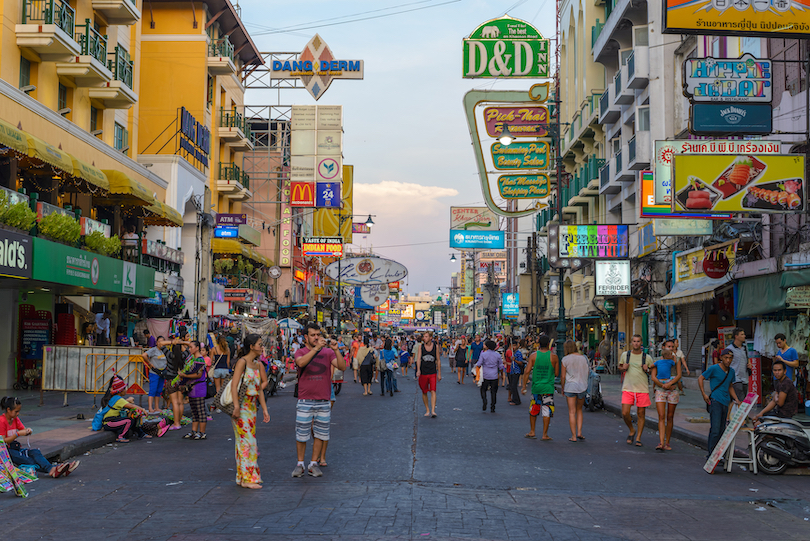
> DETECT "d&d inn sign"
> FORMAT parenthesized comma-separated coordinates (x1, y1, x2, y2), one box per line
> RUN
(463, 15, 550, 78)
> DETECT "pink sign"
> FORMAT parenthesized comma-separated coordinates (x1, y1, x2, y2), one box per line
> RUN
(279, 175, 293, 267)
(483, 106, 549, 138)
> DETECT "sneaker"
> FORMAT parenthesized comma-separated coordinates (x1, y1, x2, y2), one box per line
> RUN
(291, 464, 305, 478)
(193, 432, 206, 440)
(308, 464, 323, 477)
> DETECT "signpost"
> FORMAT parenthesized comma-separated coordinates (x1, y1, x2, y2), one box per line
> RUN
(463, 15, 550, 78)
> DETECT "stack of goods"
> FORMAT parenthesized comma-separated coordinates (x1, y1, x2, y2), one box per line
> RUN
(54, 313, 76, 345)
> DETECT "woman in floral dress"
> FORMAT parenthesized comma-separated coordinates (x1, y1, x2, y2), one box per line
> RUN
(230, 334, 271, 489)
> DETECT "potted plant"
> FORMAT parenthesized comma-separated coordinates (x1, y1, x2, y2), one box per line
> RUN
(38, 212, 81, 245)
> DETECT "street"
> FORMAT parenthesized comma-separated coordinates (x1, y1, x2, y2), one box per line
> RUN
(2, 360, 810, 541)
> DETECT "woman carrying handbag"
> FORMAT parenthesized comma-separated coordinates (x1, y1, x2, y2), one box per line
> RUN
(229, 334, 271, 489)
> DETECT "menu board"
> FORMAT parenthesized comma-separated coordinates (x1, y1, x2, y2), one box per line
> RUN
(21, 320, 50, 360)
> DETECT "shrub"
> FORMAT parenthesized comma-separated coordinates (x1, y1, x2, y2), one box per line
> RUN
(39, 212, 80, 244)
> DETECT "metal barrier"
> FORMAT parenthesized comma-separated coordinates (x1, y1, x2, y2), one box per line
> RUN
(42, 346, 147, 395)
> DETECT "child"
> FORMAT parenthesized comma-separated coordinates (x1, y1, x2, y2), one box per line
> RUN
(1, 396, 79, 477)
(101, 376, 151, 442)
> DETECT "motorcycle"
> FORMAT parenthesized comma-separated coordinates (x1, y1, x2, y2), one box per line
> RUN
(264, 359, 285, 398)
(332, 369, 344, 396)
(585, 369, 604, 412)
(754, 415, 810, 474)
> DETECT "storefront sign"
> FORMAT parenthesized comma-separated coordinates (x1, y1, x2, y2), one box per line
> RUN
(640, 170, 730, 219)
(21, 320, 49, 360)
(80, 217, 111, 238)
(595, 260, 631, 296)
(279, 177, 292, 267)
(302, 237, 343, 257)
(238, 224, 261, 247)
(214, 226, 239, 238)
(675, 241, 737, 283)
(654, 140, 781, 205)
(0, 228, 32, 279)
(484, 106, 549, 138)
(672, 154, 805, 213)
(450, 206, 498, 231)
(352, 222, 370, 234)
(653, 219, 713, 236)
(399, 303, 415, 319)
(324, 256, 408, 285)
(490, 142, 549, 170)
(271, 34, 364, 100)
(216, 213, 247, 226)
(502, 292, 519, 317)
(479, 260, 504, 274)
(463, 15, 550, 78)
(290, 156, 315, 181)
(293, 268, 306, 282)
(317, 131, 342, 155)
(179, 107, 210, 169)
(141, 239, 184, 265)
(290, 181, 316, 207)
(786, 285, 810, 308)
(637, 222, 658, 258)
(31, 237, 154, 296)
(683, 55, 772, 103)
(497, 173, 550, 199)
(450, 230, 505, 249)
(702, 250, 729, 279)
(664, 0, 810, 38)
(316, 157, 341, 182)
(460, 296, 474, 304)
(315, 181, 341, 208)
(224, 288, 253, 302)
(557, 225, 629, 259)
(691, 103, 772, 135)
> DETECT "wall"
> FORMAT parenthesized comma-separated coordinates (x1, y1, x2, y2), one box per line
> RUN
(0, 288, 19, 388)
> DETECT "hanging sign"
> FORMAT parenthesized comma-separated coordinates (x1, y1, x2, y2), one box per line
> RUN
(484, 106, 549, 138)
(301, 237, 343, 257)
(463, 15, 550, 78)
(557, 224, 629, 259)
(325, 256, 408, 285)
(683, 55, 772, 103)
(664, 0, 810, 39)
(702, 250, 730, 279)
(786, 286, 810, 308)
(640, 170, 730, 219)
(490, 142, 549, 169)
(216, 213, 247, 226)
(690, 103, 772, 135)
(502, 293, 519, 317)
(595, 260, 631, 296)
(497, 173, 550, 199)
(450, 206, 498, 231)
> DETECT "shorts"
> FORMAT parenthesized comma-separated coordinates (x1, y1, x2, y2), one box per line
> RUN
(655, 388, 680, 404)
(564, 391, 587, 399)
(330, 385, 336, 402)
(621, 391, 652, 408)
(295, 400, 331, 442)
(419, 374, 437, 393)
(148, 372, 165, 397)
(530, 394, 554, 417)
(212, 368, 230, 379)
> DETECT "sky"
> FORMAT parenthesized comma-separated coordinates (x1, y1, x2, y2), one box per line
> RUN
(241, 0, 557, 294)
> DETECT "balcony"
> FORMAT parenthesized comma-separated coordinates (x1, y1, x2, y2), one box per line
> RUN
(16, 0, 80, 62)
(591, 19, 604, 49)
(208, 38, 236, 75)
(599, 88, 620, 125)
(626, 47, 649, 89)
(218, 109, 254, 151)
(217, 163, 251, 200)
(593, 0, 635, 63)
(613, 66, 634, 105)
(599, 160, 620, 195)
(56, 20, 112, 86)
(627, 131, 651, 170)
(88, 46, 136, 108)
(91, 0, 140, 25)
(613, 147, 635, 182)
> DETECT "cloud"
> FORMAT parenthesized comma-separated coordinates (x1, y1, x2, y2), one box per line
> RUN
(354, 181, 457, 218)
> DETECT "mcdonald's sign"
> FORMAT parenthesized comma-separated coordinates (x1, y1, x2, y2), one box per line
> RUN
(290, 181, 315, 207)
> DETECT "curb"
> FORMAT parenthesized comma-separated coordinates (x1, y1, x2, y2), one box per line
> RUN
(42, 431, 116, 462)
(601, 399, 708, 450)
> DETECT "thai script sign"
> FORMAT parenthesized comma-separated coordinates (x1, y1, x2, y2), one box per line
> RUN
(664, 0, 810, 38)
(497, 173, 550, 199)
(463, 15, 550, 78)
(490, 142, 549, 169)
(450, 230, 505, 249)
(502, 293, 519, 317)
(484, 106, 548, 137)
(683, 55, 772, 103)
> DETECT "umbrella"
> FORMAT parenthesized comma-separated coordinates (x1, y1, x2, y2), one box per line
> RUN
(278, 318, 303, 330)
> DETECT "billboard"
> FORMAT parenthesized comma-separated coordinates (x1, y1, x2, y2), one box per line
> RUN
(483, 106, 549, 138)
(557, 225, 629, 259)
(595, 260, 631, 296)
(463, 15, 550, 78)
(637, 222, 658, 258)
(324, 256, 408, 285)
(450, 206, 498, 231)
(502, 293, 519, 317)
(497, 173, 550, 199)
(313, 165, 353, 240)
(682, 55, 772, 103)
(490, 141, 549, 170)
(640, 170, 730, 219)
(450, 230, 505, 249)
(663, 0, 810, 39)
(302, 237, 343, 257)
(271, 35, 363, 100)
(279, 177, 293, 267)
(672, 154, 805, 213)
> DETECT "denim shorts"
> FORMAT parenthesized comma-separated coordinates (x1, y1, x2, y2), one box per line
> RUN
(212, 368, 230, 379)
(564, 390, 587, 399)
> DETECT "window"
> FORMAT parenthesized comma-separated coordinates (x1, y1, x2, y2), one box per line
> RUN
(90, 107, 100, 135)
(207, 75, 213, 109)
(58, 83, 68, 112)
(19, 57, 30, 89)
(637, 106, 650, 131)
(114, 122, 128, 153)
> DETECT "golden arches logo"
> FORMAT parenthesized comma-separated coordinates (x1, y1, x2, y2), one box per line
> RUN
(290, 182, 314, 206)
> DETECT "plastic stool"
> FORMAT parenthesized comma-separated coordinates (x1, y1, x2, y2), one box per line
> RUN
(725, 427, 757, 474)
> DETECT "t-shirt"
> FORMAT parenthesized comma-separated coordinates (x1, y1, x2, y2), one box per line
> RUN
(702, 364, 735, 406)
(777, 347, 799, 382)
(295, 347, 336, 401)
(653, 358, 677, 381)
(470, 342, 484, 361)
(774, 376, 799, 418)
(562, 354, 589, 394)
(186, 360, 208, 398)
(727, 342, 748, 384)
(531, 350, 555, 395)
(146, 335, 157, 348)
(504, 348, 513, 373)
(419, 343, 439, 375)
(620, 351, 653, 394)
(117, 335, 131, 346)
(145, 347, 168, 371)
(510, 350, 524, 375)
(476, 350, 504, 380)
(103, 395, 128, 420)
(400, 349, 411, 366)
(0, 415, 25, 438)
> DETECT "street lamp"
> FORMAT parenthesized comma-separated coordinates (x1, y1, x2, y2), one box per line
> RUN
(498, 124, 515, 146)
(334, 211, 377, 333)
(450, 253, 456, 262)
(364, 214, 374, 228)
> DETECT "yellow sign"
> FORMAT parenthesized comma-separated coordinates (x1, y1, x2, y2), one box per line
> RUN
(313, 165, 353, 240)
(460, 296, 474, 304)
(672, 154, 805, 214)
(399, 303, 415, 319)
(675, 241, 737, 283)
(317, 311, 323, 322)
(664, 0, 810, 38)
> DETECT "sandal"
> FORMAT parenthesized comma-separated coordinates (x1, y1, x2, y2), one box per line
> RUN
(64, 461, 80, 476)
(524, 433, 537, 439)
(116, 437, 130, 443)
(182, 432, 196, 439)
(319, 460, 328, 467)
(655, 444, 664, 451)
(635, 441, 643, 447)
(626, 435, 634, 445)
(192, 432, 206, 440)
(664, 444, 672, 451)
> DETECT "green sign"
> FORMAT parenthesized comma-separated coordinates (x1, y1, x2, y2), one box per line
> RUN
(497, 173, 550, 198)
(463, 16, 550, 78)
(490, 141, 549, 170)
(32, 237, 155, 297)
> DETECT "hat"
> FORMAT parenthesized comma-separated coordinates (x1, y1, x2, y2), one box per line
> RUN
(111, 377, 127, 395)
(720, 348, 734, 357)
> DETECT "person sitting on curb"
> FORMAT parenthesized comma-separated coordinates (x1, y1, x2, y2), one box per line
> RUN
(1, 396, 79, 478)
(101, 376, 153, 443)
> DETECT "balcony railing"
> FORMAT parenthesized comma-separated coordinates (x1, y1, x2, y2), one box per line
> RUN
(627, 51, 635, 80)
(599, 90, 609, 118)
(614, 70, 621, 94)
(22, 0, 75, 36)
(77, 19, 107, 64)
(600, 162, 610, 188)
(628, 136, 636, 164)
(591, 19, 603, 49)
(209, 38, 234, 60)
(219, 163, 250, 190)
(615, 150, 623, 173)
(108, 45, 133, 88)
(219, 108, 251, 139)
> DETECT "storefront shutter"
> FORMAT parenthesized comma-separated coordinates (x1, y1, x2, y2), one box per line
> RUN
(682, 302, 705, 371)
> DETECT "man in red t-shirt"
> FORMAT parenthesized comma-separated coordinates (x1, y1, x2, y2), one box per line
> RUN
(291, 322, 346, 478)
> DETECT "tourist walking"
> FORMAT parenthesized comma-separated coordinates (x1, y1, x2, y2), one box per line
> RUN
(416, 331, 441, 417)
(673, 338, 689, 395)
(522, 335, 558, 440)
(455, 335, 469, 384)
(181, 341, 209, 440)
(400, 340, 412, 377)
(380, 338, 398, 396)
(470, 335, 483, 377)
(618, 334, 653, 447)
(507, 339, 525, 405)
(356, 337, 377, 396)
(561, 340, 589, 442)
(476, 340, 505, 413)
(230, 334, 271, 489)
(651, 339, 682, 451)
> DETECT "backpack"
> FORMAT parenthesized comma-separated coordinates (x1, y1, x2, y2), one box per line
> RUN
(92, 396, 123, 431)
(621, 351, 650, 379)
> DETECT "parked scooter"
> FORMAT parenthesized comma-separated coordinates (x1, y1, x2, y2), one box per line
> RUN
(755, 415, 810, 474)
(585, 368, 604, 412)
(332, 368, 344, 396)
(264, 359, 285, 398)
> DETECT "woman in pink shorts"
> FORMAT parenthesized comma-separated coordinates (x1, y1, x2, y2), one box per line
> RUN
(651, 346, 682, 451)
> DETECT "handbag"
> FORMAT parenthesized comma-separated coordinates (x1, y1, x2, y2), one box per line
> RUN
(706, 368, 731, 413)
(213, 369, 248, 416)
(205, 371, 217, 399)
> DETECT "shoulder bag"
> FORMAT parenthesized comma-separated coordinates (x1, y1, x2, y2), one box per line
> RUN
(213, 360, 249, 416)
(706, 367, 731, 413)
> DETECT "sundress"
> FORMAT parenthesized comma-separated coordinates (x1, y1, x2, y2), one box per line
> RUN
(232, 366, 262, 485)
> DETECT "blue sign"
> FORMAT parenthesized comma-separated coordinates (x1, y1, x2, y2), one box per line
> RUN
(354, 287, 374, 310)
(449, 229, 505, 249)
(502, 293, 519, 318)
(214, 226, 239, 238)
(691, 103, 772, 135)
(316, 182, 341, 208)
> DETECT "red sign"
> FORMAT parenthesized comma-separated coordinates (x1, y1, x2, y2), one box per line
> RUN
(294, 269, 306, 282)
(389, 282, 399, 289)
(702, 251, 729, 279)
(483, 106, 549, 138)
(750, 354, 761, 406)
(290, 181, 315, 207)
(126, 383, 146, 395)
(352, 223, 371, 234)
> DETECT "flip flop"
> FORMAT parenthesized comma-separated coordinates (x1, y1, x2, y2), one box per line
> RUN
(664, 444, 672, 451)
(626, 435, 634, 445)
(568, 437, 578, 442)
(431, 414, 437, 418)
(635, 441, 643, 447)
(655, 444, 664, 451)
(524, 434, 537, 439)
(319, 461, 328, 467)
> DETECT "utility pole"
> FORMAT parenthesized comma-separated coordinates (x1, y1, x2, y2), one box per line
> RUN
(553, 58, 566, 362)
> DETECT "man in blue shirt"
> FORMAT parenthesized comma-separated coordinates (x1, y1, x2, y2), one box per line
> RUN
(469, 335, 484, 377)
(698, 348, 741, 457)
(774, 333, 799, 384)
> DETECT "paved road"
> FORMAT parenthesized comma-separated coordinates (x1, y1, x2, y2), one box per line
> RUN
(2, 362, 810, 541)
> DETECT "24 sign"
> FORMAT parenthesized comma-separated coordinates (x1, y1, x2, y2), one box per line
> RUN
(463, 15, 550, 79)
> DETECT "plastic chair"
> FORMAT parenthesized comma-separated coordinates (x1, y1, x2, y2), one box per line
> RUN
(725, 427, 757, 474)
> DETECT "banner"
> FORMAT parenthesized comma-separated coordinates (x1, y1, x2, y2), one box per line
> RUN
(450, 230, 505, 249)
(672, 154, 805, 213)
(664, 0, 810, 38)
(313, 165, 353, 240)
(557, 225, 629, 259)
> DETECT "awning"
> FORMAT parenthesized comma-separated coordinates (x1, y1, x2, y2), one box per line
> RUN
(0, 119, 28, 154)
(143, 201, 183, 227)
(737, 274, 785, 318)
(659, 274, 732, 306)
(212, 239, 270, 266)
(70, 156, 110, 191)
(25, 133, 74, 173)
(102, 170, 156, 206)
(781, 269, 810, 289)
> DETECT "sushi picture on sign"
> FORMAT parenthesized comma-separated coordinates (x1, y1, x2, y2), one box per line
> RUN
(672, 154, 806, 214)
